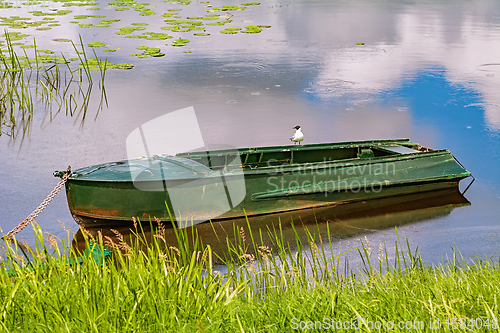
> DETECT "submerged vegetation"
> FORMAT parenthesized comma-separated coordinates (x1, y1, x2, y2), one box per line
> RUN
(1, 219, 500, 332)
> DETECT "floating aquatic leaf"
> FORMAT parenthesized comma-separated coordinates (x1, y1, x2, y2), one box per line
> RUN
(257, 25, 271, 28)
(115, 7, 130, 10)
(79, 24, 93, 28)
(86, 7, 101, 10)
(356, 42, 365, 45)
(143, 32, 172, 40)
(172, 38, 189, 46)
(225, 27, 241, 31)
(131, 23, 148, 26)
(171, 27, 190, 32)
(145, 47, 161, 53)
(161, 13, 174, 17)
(87, 42, 106, 47)
(139, 11, 156, 16)
(242, 2, 260, 5)
(53, 38, 71, 42)
(114, 63, 134, 69)
(168, 8, 182, 11)
(20, 45, 35, 48)
(241, 25, 262, 33)
(37, 50, 55, 54)
(36, 27, 51, 30)
(220, 29, 237, 34)
(183, 50, 191, 53)
(187, 16, 203, 19)
(116, 26, 146, 35)
(126, 35, 146, 38)
(136, 46, 149, 50)
(194, 32, 210, 36)
(103, 49, 116, 52)
(94, 23, 111, 27)
(101, 19, 121, 23)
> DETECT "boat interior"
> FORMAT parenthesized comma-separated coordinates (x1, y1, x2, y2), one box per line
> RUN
(177, 139, 430, 171)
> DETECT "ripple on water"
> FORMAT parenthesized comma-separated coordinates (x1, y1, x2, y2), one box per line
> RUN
(477, 63, 500, 75)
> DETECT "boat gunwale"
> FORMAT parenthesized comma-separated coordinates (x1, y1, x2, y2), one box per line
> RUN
(179, 138, 416, 157)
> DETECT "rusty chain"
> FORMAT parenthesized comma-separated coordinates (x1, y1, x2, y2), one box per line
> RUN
(2, 166, 71, 241)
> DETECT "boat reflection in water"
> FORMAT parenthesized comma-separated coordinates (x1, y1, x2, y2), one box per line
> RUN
(72, 188, 470, 254)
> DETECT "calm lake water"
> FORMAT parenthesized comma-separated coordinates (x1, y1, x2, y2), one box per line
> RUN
(1, 0, 499, 265)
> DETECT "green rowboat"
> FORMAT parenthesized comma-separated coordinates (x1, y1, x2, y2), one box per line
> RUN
(54, 138, 472, 227)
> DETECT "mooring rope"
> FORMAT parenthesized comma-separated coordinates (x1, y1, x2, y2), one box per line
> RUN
(2, 166, 71, 241)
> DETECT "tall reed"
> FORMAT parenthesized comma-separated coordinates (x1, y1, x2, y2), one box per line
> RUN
(0, 33, 108, 138)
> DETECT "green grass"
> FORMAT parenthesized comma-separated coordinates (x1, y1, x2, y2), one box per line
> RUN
(1, 218, 500, 332)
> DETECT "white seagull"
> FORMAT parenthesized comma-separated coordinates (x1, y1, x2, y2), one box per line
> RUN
(290, 125, 304, 145)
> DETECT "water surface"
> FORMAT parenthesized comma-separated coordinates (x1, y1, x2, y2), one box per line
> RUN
(1, 0, 499, 265)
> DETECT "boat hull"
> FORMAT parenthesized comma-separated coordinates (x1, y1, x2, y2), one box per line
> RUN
(62, 141, 471, 228)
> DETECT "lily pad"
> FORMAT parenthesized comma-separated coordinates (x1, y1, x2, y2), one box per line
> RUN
(53, 38, 71, 42)
(131, 23, 148, 26)
(87, 42, 106, 47)
(194, 32, 210, 36)
(172, 38, 189, 46)
(356, 42, 365, 45)
(103, 49, 116, 52)
(114, 63, 134, 69)
(220, 29, 238, 34)
(242, 2, 260, 5)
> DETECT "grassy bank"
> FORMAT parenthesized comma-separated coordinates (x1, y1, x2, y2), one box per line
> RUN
(1, 220, 499, 332)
